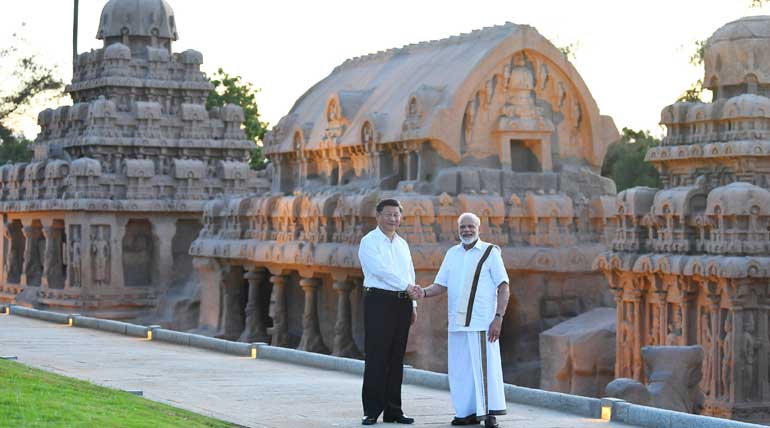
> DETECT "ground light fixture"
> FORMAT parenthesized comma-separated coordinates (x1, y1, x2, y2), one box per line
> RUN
(601, 404, 611, 421)
(147, 325, 160, 341)
(599, 397, 624, 421)
(67, 314, 79, 326)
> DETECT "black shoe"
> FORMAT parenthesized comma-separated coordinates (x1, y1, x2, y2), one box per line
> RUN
(362, 416, 377, 425)
(484, 415, 498, 428)
(451, 414, 479, 425)
(383, 414, 414, 424)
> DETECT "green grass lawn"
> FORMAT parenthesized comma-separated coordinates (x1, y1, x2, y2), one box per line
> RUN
(0, 358, 239, 428)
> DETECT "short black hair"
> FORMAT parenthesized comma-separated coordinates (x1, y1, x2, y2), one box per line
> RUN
(376, 198, 403, 214)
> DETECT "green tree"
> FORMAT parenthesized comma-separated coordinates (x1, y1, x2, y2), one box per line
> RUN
(0, 27, 64, 162)
(558, 43, 578, 61)
(601, 128, 662, 192)
(206, 68, 269, 170)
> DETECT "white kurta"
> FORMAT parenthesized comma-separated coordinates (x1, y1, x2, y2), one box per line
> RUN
(434, 240, 509, 417)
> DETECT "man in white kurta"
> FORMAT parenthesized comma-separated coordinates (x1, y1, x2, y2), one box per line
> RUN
(410, 213, 509, 428)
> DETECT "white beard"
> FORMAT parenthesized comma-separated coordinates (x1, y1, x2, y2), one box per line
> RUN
(459, 233, 478, 245)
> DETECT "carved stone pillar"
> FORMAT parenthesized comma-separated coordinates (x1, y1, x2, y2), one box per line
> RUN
(706, 283, 720, 401)
(152, 217, 176, 289)
(8, 222, 22, 284)
(269, 275, 290, 347)
(110, 219, 128, 289)
(297, 277, 328, 354)
(760, 298, 770, 402)
(731, 308, 743, 404)
(40, 221, 64, 289)
(193, 257, 224, 333)
(612, 285, 624, 378)
(219, 265, 245, 340)
(332, 278, 362, 358)
(0, 221, 8, 284)
(681, 280, 697, 345)
(239, 268, 269, 343)
(630, 288, 644, 381)
(20, 223, 43, 287)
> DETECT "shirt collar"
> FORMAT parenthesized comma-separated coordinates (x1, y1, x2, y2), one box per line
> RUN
(462, 239, 486, 251)
(374, 226, 401, 243)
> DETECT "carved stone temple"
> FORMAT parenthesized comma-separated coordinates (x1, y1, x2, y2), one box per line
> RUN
(191, 22, 620, 386)
(0, 0, 266, 322)
(595, 16, 770, 423)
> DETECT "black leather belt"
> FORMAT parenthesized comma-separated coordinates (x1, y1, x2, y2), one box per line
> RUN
(364, 287, 411, 300)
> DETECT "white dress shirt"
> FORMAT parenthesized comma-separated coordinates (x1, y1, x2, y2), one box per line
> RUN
(358, 226, 415, 292)
(434, 239, 509, 332)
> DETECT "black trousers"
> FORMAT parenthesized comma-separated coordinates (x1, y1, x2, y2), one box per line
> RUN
(361, 291, 413, 418)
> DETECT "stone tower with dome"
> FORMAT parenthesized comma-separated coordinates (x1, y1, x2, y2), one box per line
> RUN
(596, 16, 770, 423)
(0, 0, 266, 324)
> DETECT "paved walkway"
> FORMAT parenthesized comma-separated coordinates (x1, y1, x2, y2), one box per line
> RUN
(0, 315, 632, 428)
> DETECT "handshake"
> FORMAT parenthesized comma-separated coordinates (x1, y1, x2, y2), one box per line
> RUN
(406, 284, 425, 301)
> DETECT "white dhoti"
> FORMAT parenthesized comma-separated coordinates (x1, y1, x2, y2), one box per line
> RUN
(447, 330, 506, 418)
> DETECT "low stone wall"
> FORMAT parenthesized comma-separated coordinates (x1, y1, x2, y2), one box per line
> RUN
(3, 304, 765, 428)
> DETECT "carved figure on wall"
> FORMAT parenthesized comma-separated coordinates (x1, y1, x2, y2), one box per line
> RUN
(620, 304, 634, 378)
(70, 239, 82, 288)
(3, 226, 20, 281)
(327, 100, 339, 123)
(667, 305, 683, 346)
(721, 313, 733, 400)
(22, 227, 33, 280)
(701, 312, 713, 396)
(743, 312, 758, 399)
(91, 229, 110, 286)
(463, 102, 474, 146)
(42, 228, 57, 282)
(650, 305, 661, 346)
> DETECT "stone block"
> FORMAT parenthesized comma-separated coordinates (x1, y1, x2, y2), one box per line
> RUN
(605, 378, 651, 405)
(188, 334, 230, 353)
(72, 316, 99, 329)
(153, 328, 191, 346)
(96, 319, 128, 335)
(402, 368, 449, 390)
(224, 340, 252, 357)
(125, 324, 149, 338)
(10, 306, 69, 324)
(433, 170, 459, 194)
(503, 384, 601, 418)
(458, 169, 480, 192)
(540, 307, 615, 398)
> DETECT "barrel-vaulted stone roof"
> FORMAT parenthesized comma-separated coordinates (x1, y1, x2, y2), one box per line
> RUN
(267, 22, 617, 170)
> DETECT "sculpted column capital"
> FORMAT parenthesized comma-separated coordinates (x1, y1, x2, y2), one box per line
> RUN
(270, 274, 288, 287)
(299, 277, 321, 290)
(244, 267, 267, 283)
(332, 278, 353, 292)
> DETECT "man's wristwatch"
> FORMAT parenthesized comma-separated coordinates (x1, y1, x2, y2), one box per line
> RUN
(494, 313, 503, 319)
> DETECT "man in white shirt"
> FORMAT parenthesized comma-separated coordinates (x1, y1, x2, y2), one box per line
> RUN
(410, 212, 509, 428)
(358, 198, 419, 426)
